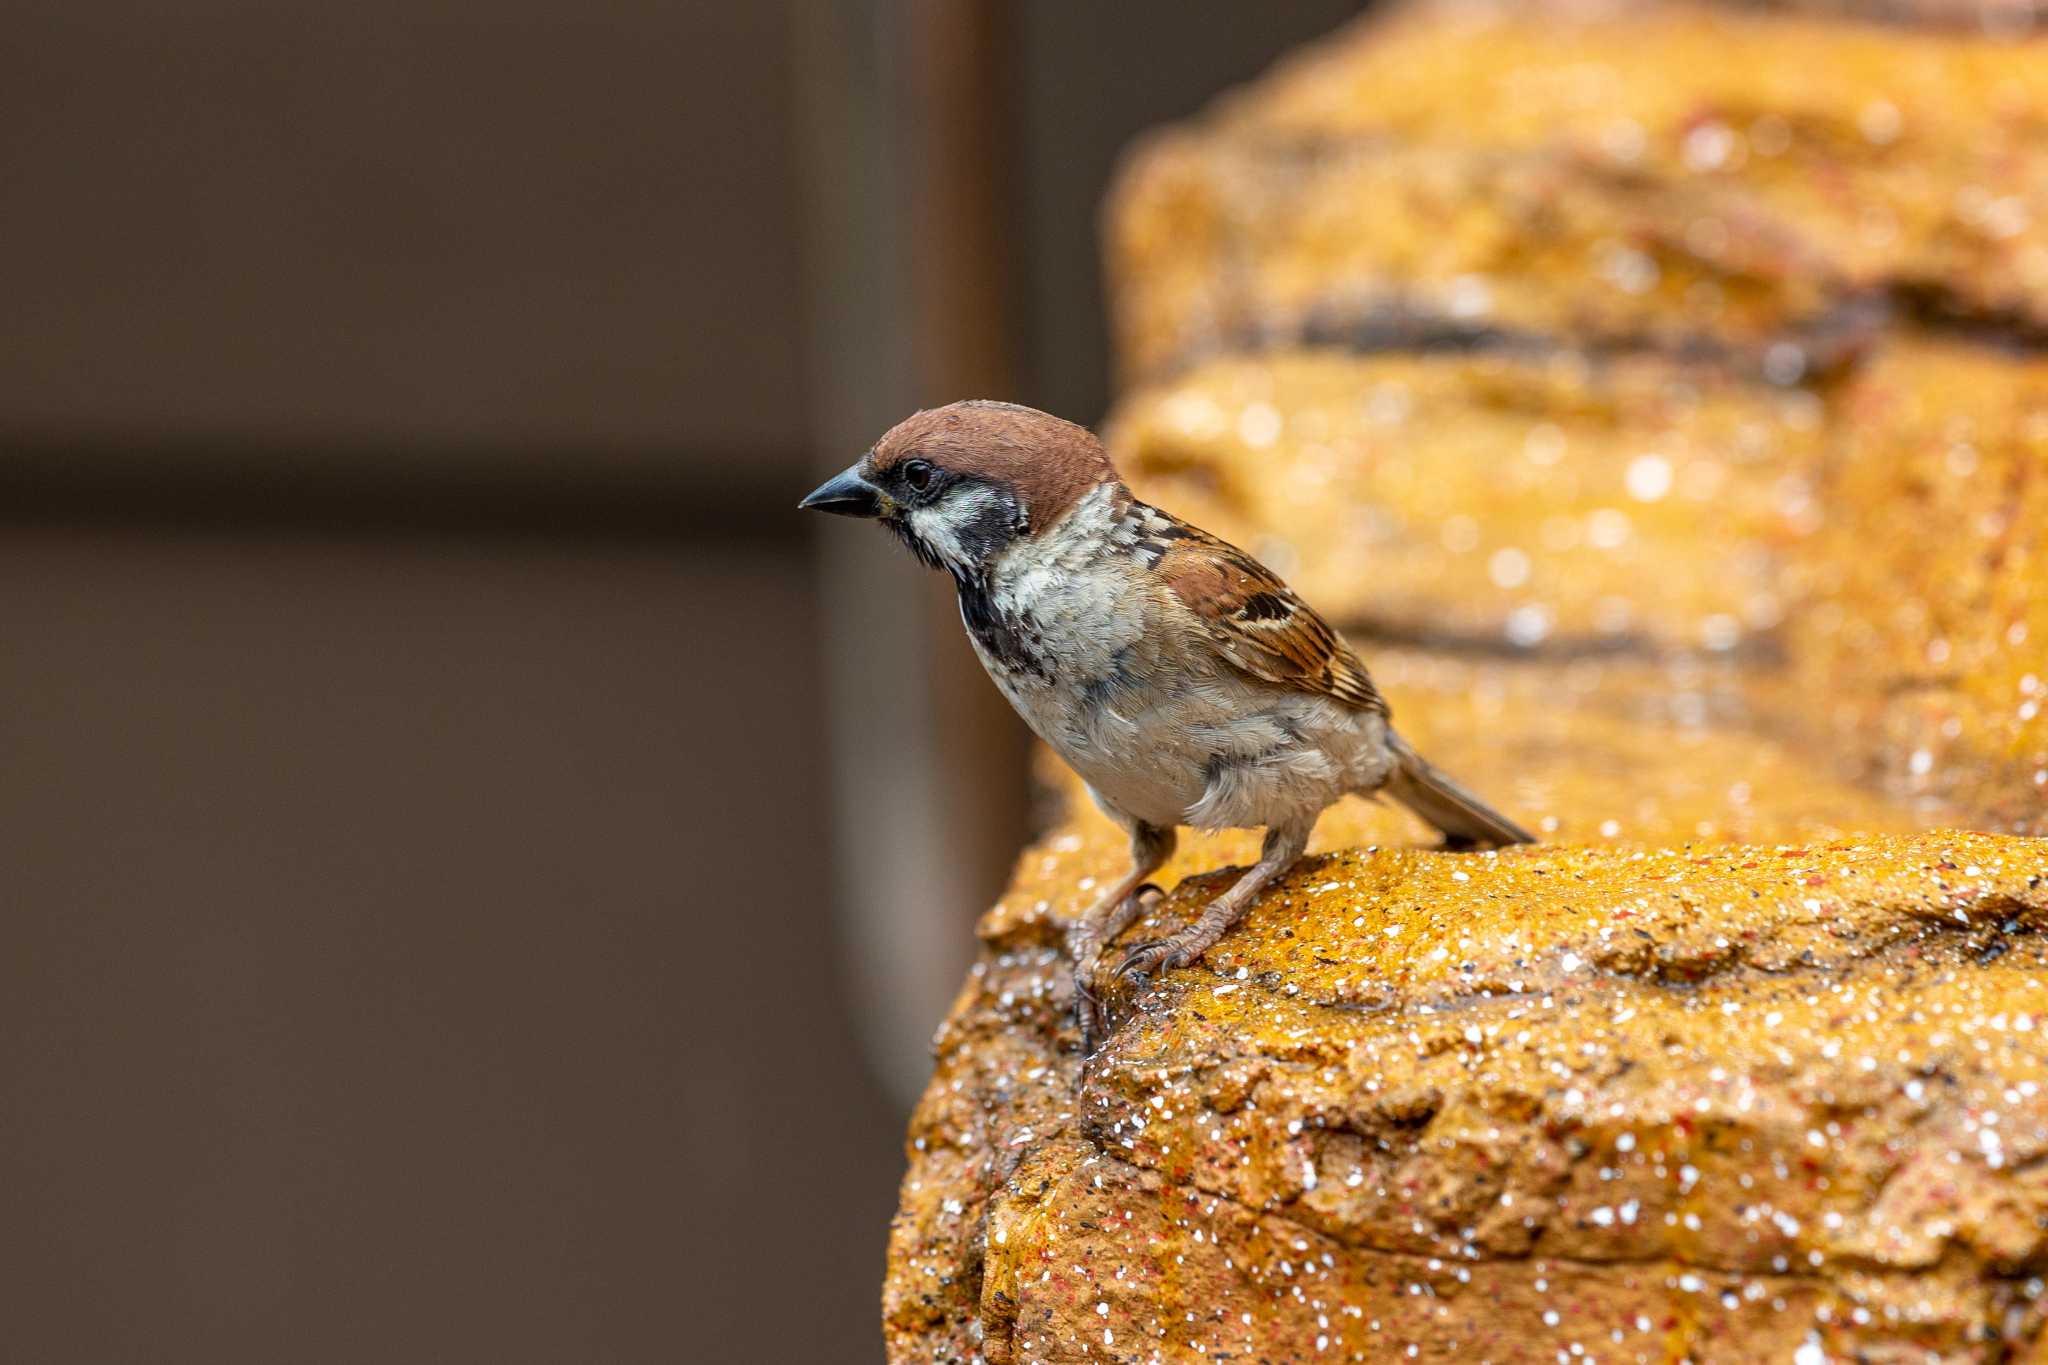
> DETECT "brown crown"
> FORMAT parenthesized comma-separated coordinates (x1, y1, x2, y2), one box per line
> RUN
(872, 400, 1117, 527)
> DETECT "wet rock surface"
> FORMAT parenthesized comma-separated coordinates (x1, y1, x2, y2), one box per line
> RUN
(1787, 338, 2048, 834)
(1106, 336, 2047, 840)
(1107, 1, 2048, 383)
(885, 3, 2048, 1360)
(887, 662, 2047, 1361)
(893, 832, 2047, 1364)
(1106, 350, 1830, 656)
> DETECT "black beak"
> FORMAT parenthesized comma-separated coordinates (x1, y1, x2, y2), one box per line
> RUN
(798, 464, 885, 519)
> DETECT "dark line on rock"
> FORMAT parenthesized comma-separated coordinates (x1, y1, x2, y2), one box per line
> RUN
(1140, 273, 2044, 387)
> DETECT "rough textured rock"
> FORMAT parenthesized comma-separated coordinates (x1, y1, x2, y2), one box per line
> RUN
(1108, 2, 2048, 382)
(889, 823, 2048, 1363)
(886, 642, 2048, 1360)
(1788, 337, 2048, 832)
(885, 3, 2048, 1360)
(1106, 349, 1829, 654)
(1103, 335, 2048, 837)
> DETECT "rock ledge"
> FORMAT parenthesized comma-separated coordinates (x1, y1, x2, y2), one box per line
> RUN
(889, 832, 2048, 1363)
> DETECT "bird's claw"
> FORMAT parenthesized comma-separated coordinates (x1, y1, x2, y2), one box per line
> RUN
(1069, 882, 1172, 1056)
(1115, 938, 1189, 982)
(1073, 971, 1105, 1055)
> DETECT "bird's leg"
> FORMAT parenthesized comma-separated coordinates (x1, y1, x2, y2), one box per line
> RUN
(1117, 822, 1310, 982)
(1069, 821, 1175, 1052)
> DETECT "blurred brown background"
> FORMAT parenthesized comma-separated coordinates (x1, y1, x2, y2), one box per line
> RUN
(0, 3, 1360, 1361)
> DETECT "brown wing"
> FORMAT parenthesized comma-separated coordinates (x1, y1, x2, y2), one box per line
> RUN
(1150, 515, 1389, 716)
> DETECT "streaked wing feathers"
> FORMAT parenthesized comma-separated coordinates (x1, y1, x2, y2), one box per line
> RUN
(1152, 516, 1388, 715)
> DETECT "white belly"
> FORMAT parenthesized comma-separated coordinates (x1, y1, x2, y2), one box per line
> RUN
(978, 626, 1393, 833)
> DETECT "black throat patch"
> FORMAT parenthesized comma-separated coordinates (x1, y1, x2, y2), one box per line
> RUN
(953, 573, 1053, 684)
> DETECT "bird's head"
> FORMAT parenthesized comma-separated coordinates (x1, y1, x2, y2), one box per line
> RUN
(798, 400, 1117, 579)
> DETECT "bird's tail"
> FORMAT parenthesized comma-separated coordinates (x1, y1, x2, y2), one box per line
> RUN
(1382, 733, 1534, 850)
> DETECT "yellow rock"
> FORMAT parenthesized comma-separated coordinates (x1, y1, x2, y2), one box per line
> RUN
(1107, 350, 1828, 654)
(889, 827, 2048, 1363)
(1109, 3, 2048, 380)
(1790, 337, 2048, 832)
(1103, 337, 2048, 836)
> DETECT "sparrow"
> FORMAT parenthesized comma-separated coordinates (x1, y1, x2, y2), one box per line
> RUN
(801, 400, 1533, 1050)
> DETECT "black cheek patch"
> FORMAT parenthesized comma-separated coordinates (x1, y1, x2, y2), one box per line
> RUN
(951, 491, 1022, 567)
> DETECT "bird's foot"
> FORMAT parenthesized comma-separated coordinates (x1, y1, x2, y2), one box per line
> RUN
(1073, 973, 1104, 1056)
(1068, 883, 1166, 1055)
(1114, 935, 1197, 983)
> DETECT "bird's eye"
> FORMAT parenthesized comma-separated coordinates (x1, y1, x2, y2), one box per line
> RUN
(902, 459, 935, 492)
